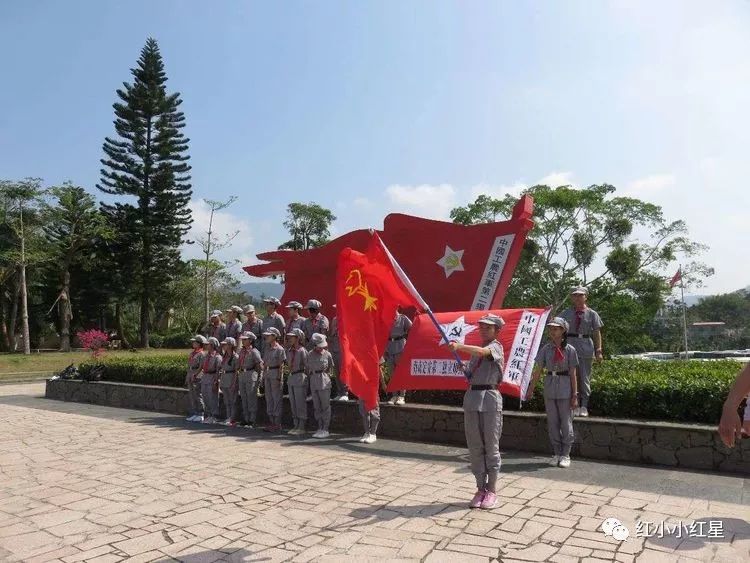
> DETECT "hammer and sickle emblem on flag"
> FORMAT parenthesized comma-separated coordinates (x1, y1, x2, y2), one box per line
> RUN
(345, 269, 378, 311)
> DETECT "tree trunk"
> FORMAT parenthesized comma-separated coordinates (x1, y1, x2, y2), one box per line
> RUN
(59, 269, 71, 352)
(0, 294, 8, 352)
(9, 272, 19, 352)
(114, 301, 131, 349)
(19, 262, 30, 354)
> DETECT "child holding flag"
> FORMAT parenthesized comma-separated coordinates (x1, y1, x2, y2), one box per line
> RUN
(526, 317, 579, 468)
(446, 313, 505, 510)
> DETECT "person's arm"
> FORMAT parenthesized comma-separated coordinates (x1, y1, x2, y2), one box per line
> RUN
(570, 366, 578, 409)
(593, 329, 603, 362)
(448, 342, 493, 358)
(719, 364, 750, 447)
(525, 364, 543, 401)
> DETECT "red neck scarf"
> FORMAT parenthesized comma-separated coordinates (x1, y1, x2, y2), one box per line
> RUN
(553, 343, 566, 363)
(575, 307, 586, 332)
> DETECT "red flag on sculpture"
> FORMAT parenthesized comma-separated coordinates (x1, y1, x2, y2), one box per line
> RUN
(669, 268, 682, 288)
(336, 234, 425, 411)
(386, 308, 551, 399)
(244, 195, 534, 319)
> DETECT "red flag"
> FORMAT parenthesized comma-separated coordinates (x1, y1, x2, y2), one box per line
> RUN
(336, 240, 424, 411)
(387, 308, 551, 399)
(244, 195, 534, 318)
(670, 268, 682, 288)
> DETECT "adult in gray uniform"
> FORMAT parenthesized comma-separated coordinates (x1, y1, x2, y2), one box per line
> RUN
(386, 310, 412, 405)
(262, 298, 286, 352)
(237, 331, 263, 427)
(241, 305, 263, 349)
(302, 299, 329, 351)
(447, 313, 505, 510)
(526, 317, 579, 468)
(560, 287, 603, 417)
(262, 327, 286, 432)
(358, 356, 385, 444)
(307, 333, 333, 439)
(219, 337, 239, 426)
(225, 306, 243, 341)
(186, 335, 207, 422)
(285, 301, 306, 336)
(200, 337, 223, 424)
(207, 310, 227, 342)
(330, 306, 349, 401)
(285, 328, 308, 435)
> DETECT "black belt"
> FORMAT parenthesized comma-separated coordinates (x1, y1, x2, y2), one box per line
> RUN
(313, 370, 327, 374)
(291, 370, 305, 375)
(470, 385, 494, 390)
(389, 336, 405, 341)
(569, 334, 591, 339)
(267, 365, 281, 370)
(547, 370, 570, 376)
(239, 368, 258, 372)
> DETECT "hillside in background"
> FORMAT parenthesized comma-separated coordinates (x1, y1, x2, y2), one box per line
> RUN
(239, 282, 284, 300)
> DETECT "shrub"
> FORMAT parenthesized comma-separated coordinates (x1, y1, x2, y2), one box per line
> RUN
(78, 356, 743, 424)
(76, 329, 109, 360)
(161, 331, 194, 349)
(148, 334, 165, 349)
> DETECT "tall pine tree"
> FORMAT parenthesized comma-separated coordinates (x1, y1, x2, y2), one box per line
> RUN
(98, 38, 192, 347)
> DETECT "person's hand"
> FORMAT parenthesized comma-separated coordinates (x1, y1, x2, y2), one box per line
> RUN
(719, 404, 743, 447)
(570, 395, 579, 410)
(447, 341, 459, 352)
(595, 350, 604, 364)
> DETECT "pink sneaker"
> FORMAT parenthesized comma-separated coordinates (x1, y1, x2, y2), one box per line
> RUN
(469, 490, 485, 509)
(480, 491, 497, 510)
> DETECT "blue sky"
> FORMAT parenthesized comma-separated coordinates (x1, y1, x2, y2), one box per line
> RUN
(1, 1, 748, 294)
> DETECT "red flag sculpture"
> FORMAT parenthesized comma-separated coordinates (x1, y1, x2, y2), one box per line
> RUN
(244, 195, 534, 316)
(386, 307, 551, 399)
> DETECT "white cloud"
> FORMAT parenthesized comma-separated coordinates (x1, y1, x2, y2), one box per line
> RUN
(469, 182, 527, 200)
(624, 174, 676, 196)
(537, 171, 574, 187)
(385, 183, 457, 220)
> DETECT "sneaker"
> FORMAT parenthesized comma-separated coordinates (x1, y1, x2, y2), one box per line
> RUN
(559, 456, 571, 468)
(480, 491, 497, 510)
(338, 394, 349, 402)
(202, 417, 214, 424)
(395, 396, 405, 406)
(245, 423, 254, 429)
(387, 397, 397, 405)
(469, 490, 485, 509)
(194, 416, 204, 423)
(579, 407, 589, 417)
(317, 430, 330, 439)
(364, 434, 377, 444)
(228, 420, 237, 428)
(312, 430, 323, 438)
(186, 415, 195, 422)
(306, 396, 313, 402)
(288, 428, 299, 435)
(572, 407, 580, 417)
(549, 455, 560, 467)
(358, 433, 370, 443)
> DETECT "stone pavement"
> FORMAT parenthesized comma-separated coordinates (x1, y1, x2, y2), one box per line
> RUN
(0, 382, 748, 563)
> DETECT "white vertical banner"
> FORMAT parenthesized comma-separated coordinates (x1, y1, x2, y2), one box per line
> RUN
(471, 234, 515, 310)
(502, 308, 551, 398)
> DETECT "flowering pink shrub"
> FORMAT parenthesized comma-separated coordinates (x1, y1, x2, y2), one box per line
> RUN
(76, 329, 109, 360)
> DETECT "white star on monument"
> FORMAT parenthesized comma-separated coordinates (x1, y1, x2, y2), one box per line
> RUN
(436, 245, 465, 278)
(437, 315, 478, 345)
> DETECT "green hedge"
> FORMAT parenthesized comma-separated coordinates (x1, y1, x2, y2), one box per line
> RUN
(79, 356, 743, 424)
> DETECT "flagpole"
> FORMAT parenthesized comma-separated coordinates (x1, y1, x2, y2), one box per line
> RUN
(680, 265, 689, 361)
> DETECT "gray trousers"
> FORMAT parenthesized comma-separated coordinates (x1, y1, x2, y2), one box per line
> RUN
(289, 385, 307, 424)
(186, 374, 203, 416)
(545, 398, 574, 457)
(464, 410, 503, 490)
(220, 385, 238, 421)
(264, 372, 283, 425)
(386, 352, 405, 398)
(358, 399, 380, 435)
(238, 371, 260, 424)
(332, 351, 348, 395)
(312, 388, 331, 431)
(200, 374, 219, 418)
(577, 357, 593, 408)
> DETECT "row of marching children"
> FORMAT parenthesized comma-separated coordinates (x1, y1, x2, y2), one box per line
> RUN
(184, 297, 412, 444)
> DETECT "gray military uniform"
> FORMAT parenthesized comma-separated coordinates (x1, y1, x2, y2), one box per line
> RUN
(386, 314, 412, 398)
(219, 352, 239, 421)
(226, 319, 243, 341)
(287, 317, 305, 335)
(263, 343, 286, 426)
(200, 352, 223, 419)
(560, 307, 602, 409)
(464, 340, 504, 491)
(242, 319, 263, 349)
(238, 346, 263, 425)
(261, 314, 286, 353)
(535, 343, 579, 457)
(287, 345, 309, 429)
(329, 317, 346, 395)
(185, 349, 205, 417)
(303, 314, 329, 351)
(207, 323, 227, 342)
(307, 349, 333, 432)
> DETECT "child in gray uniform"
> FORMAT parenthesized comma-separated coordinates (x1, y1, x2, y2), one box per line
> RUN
(262, 327, 286, 432)
(285, 301, 306, 333)
(238, 331, 263, 428)
(526, 317, 579, 468)
(358, 357, 385, 444)
(285, 328, 308, 435)
(386, 310, 412, 405)
(446, 313, 505, 510)
(330, 306, 349, 402)
(307, 333, 333, 439)
(186, 335, 207, 422)
(200, 337, 223, 424)
(219, 337, 239, 426)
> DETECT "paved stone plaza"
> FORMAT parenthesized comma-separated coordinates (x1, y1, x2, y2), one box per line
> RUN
(0, 383, 748, 563)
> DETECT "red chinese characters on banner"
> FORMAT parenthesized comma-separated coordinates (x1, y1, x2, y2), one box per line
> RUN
(386, 308, 551, 399)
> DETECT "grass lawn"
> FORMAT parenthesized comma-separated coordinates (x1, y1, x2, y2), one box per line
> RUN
(0, 349, 182, 380)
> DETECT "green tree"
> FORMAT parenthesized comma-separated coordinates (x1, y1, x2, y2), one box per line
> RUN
(278, 202, 337, 251)
(43, 183, 113, 351)
(97, 37, 192, 348)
